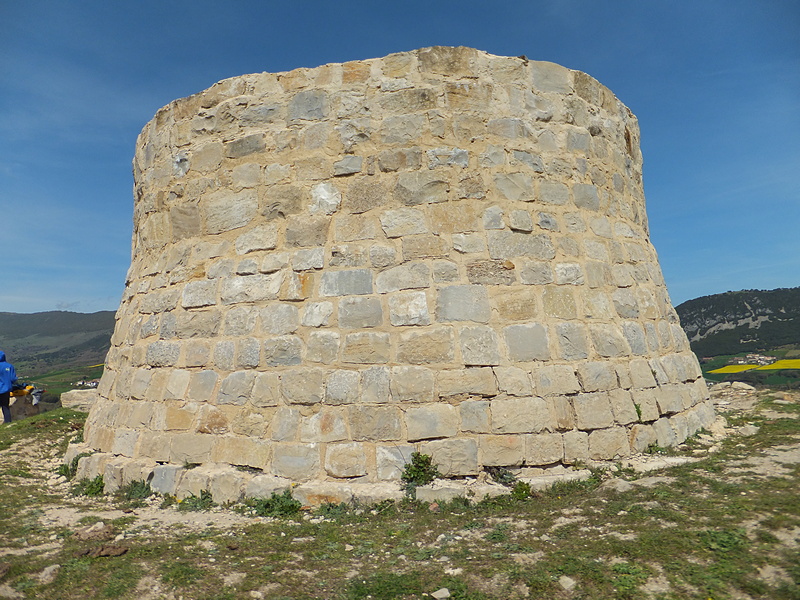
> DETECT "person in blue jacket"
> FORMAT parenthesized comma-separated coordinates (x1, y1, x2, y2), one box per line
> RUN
(0, 351, 18, 423)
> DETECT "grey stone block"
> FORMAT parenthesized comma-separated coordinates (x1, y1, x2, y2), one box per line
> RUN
(573, 392, 615, 430)
(375, 262, 430, 293)
(491, 396, 552, 434)
(338, 296, 383, 328)
(320, 269, 373, 296)
(504, 323, 550, 362)
(459, 325, 502, 366)
(289, 90, 328, 121)
(406, 404, 459, 440)
(420, 438, 478, 476)
(325, 370, 360, 405)
(486, 231, 555, 260)
(272, 443, 320, 480)
(436, 285, 491, 323)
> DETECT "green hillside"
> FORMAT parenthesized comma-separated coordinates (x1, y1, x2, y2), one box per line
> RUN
(675, 287, 800, 357)
(0, 311, 115, 377)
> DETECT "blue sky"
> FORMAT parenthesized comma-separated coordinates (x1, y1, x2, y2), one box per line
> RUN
(1, 0, 798, 314)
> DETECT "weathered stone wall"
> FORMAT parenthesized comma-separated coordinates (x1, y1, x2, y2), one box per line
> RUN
(73, 47, 713, 500)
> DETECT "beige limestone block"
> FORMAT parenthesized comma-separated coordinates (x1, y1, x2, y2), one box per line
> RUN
(608, 389, 639, 425)
(342, 332, 391, 364)
(195, 405, 229, 435)
(165, 403, 197, 431)
(397, 327, 455, 364)
(536, 364, 581, 396)
(563, 430, 589, 464)
(300, 409, 348, 443)
(420, 438, 479, 476)
(325, 442, 368, 478)
(281, 368, 325, 405)
(548, 396, 575, 430)
(211, 436, 271, 469)
(390, 366, 435, 402)
(405, 404, 458, 441)
(437, 368, 497, 397)
(480, 434, 524, 467)
(170, 433, 215, 464)
(631, 389, 660, 422)
(492, 287, 538, 321)
(272, 443, 320, 481)
(629, 424, 657, 453)
(491, 396, 552, 434)
(573, 392, 614, 430)
(349, 405, 402, 441)
(542, 286, 577, 319)
(589, 427, 630, 459)
(493, 366, 532, 397)
(525, 432, 564, 466)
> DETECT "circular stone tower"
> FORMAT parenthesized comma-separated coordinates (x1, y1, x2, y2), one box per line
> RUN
(73, 47, 714, 503)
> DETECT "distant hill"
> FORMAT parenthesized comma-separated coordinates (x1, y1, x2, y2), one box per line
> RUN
(676, 287, 800, 357)
(0, 311, 115, 376)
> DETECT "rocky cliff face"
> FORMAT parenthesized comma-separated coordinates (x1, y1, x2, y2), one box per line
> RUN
(676, 288, 800, 356)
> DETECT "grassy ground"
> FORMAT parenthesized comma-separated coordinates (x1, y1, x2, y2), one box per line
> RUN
(0, 392, 798, 600)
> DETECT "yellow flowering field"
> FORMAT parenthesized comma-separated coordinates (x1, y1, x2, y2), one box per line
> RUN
(708, 365, 758, 374)
(755, 359, 800, 370)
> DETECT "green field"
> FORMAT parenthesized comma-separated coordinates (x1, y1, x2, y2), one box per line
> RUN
(20, 364, 104, 402)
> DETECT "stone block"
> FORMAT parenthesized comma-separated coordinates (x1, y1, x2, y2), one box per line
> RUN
(217, 371, 256, 405)
(262, 335, 303, 366)
(390, 366, 434, 402)
(325, 442, 368, 478)
(310, 182, 342, 215)
(272, 443, 320, 481)
(494, 173, 534, 201)
(341, 332, 391, 364)
(111, 429, 139, 457)
(589, 427, 630, 459)
(492, 396, 552, 434)
(338, 296, 383, 328)
(509, 209, 534, 232)
(376, 444, 415, 480)
(437, 368, 497, 397)
(577, 361, 617, 392)
(361, 366, 391, 403)
(652, 417, 678, 447)
(492, 287, 537, 321)
(145, 341, 180, 367)
(187, 370, 219, 402)
(220, 273, 282, 304)
(333, 156, 362, 177)
(436, 285, 491, 323)
(170, 433, 214, 464)
(525, 432, 564, 465)
(629, 424, 658, 453)
(250, 372, 280, 407)
(397, 327, 455, 364)
(402, 234, 449, 260)
(655, 385, 684, 415)
(573, 392, 615, 430)
(406, 404, 458, 440)
(548, 395, 575, 430)
(302, 301, 334, 327)
(536, 364, 580, 396)
(182, 280, 217, 308)
(459, 325, 502, 366)
(320, 269, 373, 296)
(349, 405, 402, 441)
(460, 400, 490, 433)
(486, 231, 555, 260)
(204, 190, 258, 234)
(289, 89, 328, 120)
(343, 178, 389, 214)
(212, 436, 270, 469)
(563, 430, 589, 464)
(504, 323, 550, 362)
(325, 370, 360, 405)
(480, 435, 524, 467)
(292, 248, 324, 271)
(306, 331, 340, 364)
(395, 171, 449, 205)
(631, 389, 660, 422)
(150, 464, 184, 495)
(494, 366, 532, 397)
(281, 368, 325, 405)
(589, 324, 630, 358)
(542, 286, 577, 319)
(608, 389, 639, 425)
(453, 233, 486, 254)
(388, 291, 431, 326)
(380, 208, 428, 238)
(375, 262, 430, 293)
(420, 439, 478, 476)
(299, 408, 348, 442)
(555, 322, 590, 361)
(466, 260, 516, 286)
(235, 224, 278, 255)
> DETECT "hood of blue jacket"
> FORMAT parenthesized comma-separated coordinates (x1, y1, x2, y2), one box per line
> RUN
(0, 351, 5, 363)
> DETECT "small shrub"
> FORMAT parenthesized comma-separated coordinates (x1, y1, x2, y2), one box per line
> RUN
(401, 452, 441, 498)
(72, 474, 105, 497)
(116, 480, 153, 507)
(700, 528, 748, 553)
(178, 489, 215, 511)
(247, 489, 302, 517)
(634, 403, 642, 421)
(485, 523, 510, 543)
(511, 480, 532, 500)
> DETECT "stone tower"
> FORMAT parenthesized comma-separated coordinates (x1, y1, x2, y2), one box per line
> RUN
(71, 47, 714, 503)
